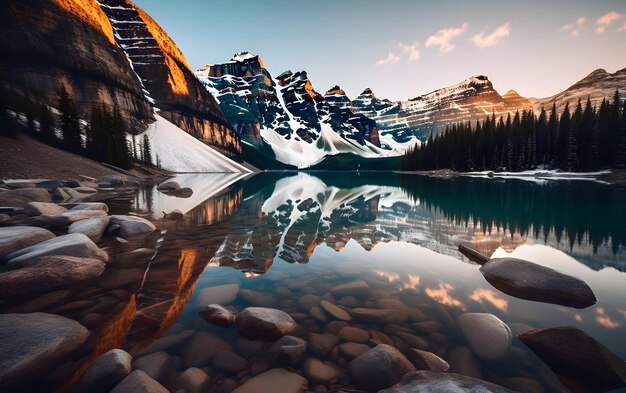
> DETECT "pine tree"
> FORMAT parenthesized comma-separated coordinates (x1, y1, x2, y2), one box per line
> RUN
(58, 86, 82, 152)
(142, 134, 152, 165)
(38, 102, 56, 144)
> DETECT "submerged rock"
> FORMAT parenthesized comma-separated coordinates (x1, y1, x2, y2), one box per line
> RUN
(405, 349, 450, 372)
(75, 349, 133, 393)
(269, 335, 307, 366)
(348, 344, 416, 391)
(519, 326, 626, 393)
(302, 357, 341, 385)
(199, 304, 236, 327)
(456, 313, 511, 360)
(380, 371, 514, 392)
(0, 255, 105, 299)
(68, 216, 110, 242)
(173, 367, 210, 393)
(110, 370, 168, 393)
(481, 257, 596, 309)
(96, 175, 126, 187)
(320, 300, 352, 321)
(212, 350, 248, 374)
(195, 283, 239, 306)
(232, 368, 306, 393)
(236, 307, 297, 341)
(0, 226, 55, 261)
(331, 279, 370, 297)
(308, 332, 339, 357)
(0, 313, 90, 390)
(5, 233, 109, 264)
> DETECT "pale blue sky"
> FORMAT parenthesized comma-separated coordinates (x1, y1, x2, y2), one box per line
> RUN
(134, 0, 626, 101)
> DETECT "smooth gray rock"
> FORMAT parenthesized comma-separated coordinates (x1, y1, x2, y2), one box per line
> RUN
(236, 307, 297, 341)
(173, 367, 210, 393)
(380, 371, 514, 393)
(0, 188, 51, 207)
(212, 351, 248, 374)
(405, 349, 449, 372)
(0, 313, 90, 390)
(24, 202, 67, 216)
(69, 202, 109, 212)
(308, 332, 339, 357)
(134, 351, 172, 383)
(348, 344, 416, 391)
(109, 215, 156, 240)
(0, 255, 105, 299)
(156, 181, 181, 191)
(269, 335, 307, 366)
(69, 216, 110, 242)
(97, 175, 126, 187)
(182, 331, 232, 368)
(302, 357, 341, 385)
(231, 368, 306, 393)
(199, 304, 236, 327)
(0, 226, 55, 261)
(320, 300, 352, 321)
(6, 233, 109, 264)
(111, 370, 168, 393)
(480, 257, 597, 308)
(75, 349, 132, 393)
(338, 326, 369, 343)
(457, 313, 511, 360)
(339, 342, 372, 360)
(331, 279, 370, 297)
(520, 326, 626, 393)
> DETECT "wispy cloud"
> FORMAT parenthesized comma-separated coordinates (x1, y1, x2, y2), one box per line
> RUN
(426, 22, 469, 53)
(398, 42, 420, 62)
(596, 11, 623, 33)
(471, 22, 511, 48)
(618, 22, 626, 32)
(375, 52, 399, 66)
(560, 16, 586, 37)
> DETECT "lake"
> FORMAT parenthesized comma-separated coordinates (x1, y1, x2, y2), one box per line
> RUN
(5, 172, 626, 392)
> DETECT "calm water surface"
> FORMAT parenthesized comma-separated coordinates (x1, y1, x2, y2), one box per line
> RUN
(8, 172, 626, 392)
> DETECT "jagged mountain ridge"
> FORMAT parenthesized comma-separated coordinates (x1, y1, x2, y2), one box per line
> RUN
(196, 52, 412, 168)
(98, 0, 241, 157)
(353, 75, 534, 141)
(532, 67, 626, 114)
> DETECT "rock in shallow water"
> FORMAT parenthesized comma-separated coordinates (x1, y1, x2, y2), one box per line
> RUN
(308, 332, 339, 357)
(5, 233, 109, 264)
(232, 368, 306, 393)
(182, 331, 232, 368)
(195, 283, 239, 307)
(75, 349, 132, 393)
(236, 307, 297, 341)
(0, 313, 90, 390)
(480, 257, 597, 309)
(456, 313, 512, 360)
(405, 349, 449, 372)
(212, 350, 248, 374)
(108, 215, 156, 240)
(68, 216, 110, 242)
(0, 255, 105, 299)
(519, 326, 626, 393)
(110, 370, 168, 393)
(320, 300, 352, 321)
(379, 370, 515, 393)
(0, 226, 55, 261)
(24, 201, 67, 216)
(173, 367, 211, 393)
(348, 344, 416, 391)
(302, 357, 341, 385)
(269, 335, 307, 366)
(331, 279, 370, 297)
(199, 304, 236, 327)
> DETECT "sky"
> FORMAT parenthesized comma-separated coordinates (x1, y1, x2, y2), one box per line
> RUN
(133, 0, 626, 101)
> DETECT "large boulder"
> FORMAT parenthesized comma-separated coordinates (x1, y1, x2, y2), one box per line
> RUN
(405, 349, 450, 372)
(232, 368, 306, 393)
(24, 202, 67, 216)
(480, 258, 597, 308)
(110, 370, 168, 393)
(5, 233, 109, 264)
(236, 307, 297, 341)
(379, 371, 514, 393)
(68, 216, 110, 242)
(519, 326, 626, 393)
(456, 313, 511, 360)
(0, 313, 90, 390)
(75, 349, 133, 393)
(108, 215, 156, 240)
(199, 304, 236, 327)
(0, 255, 105, 299)
(0, 226, 55, 261)
(348, 344, 416, 391)
(0, 188, 51, 207)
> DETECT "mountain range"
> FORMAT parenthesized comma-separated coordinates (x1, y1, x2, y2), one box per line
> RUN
(1, 0, 624, 170)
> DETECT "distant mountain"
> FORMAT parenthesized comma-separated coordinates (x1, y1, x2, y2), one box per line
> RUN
(97, 0, 241, 158)
(354, 75, 534, 141)
(532, 68, 626, 114)
(196, 52, 413, 168)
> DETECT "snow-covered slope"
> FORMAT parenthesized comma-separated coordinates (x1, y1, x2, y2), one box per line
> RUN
(532, 68, 626, 114)
(130, 114, 251, 173)
(196, 52, 414, 168)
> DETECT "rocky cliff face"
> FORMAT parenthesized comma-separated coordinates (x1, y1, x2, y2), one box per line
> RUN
(0, 0, 154, 132)
(196, 52, 396, 168)
(532, 68, 626, 114)
(98, 0, 241, 158)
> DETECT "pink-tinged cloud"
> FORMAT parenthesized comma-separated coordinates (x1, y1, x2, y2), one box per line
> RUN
(596, 12, 623, 33)
(560, 16, 586, 37)
(595, 307, 622, 329)
(619, 22, 626, 32)
(426, 22, 469, 53)
(469, 288, 509, 312)
(471, 22, 511, 48)
(425, 283, 464, 308)
(375, 52, 400, 65)
(398, 42, 420, 62)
